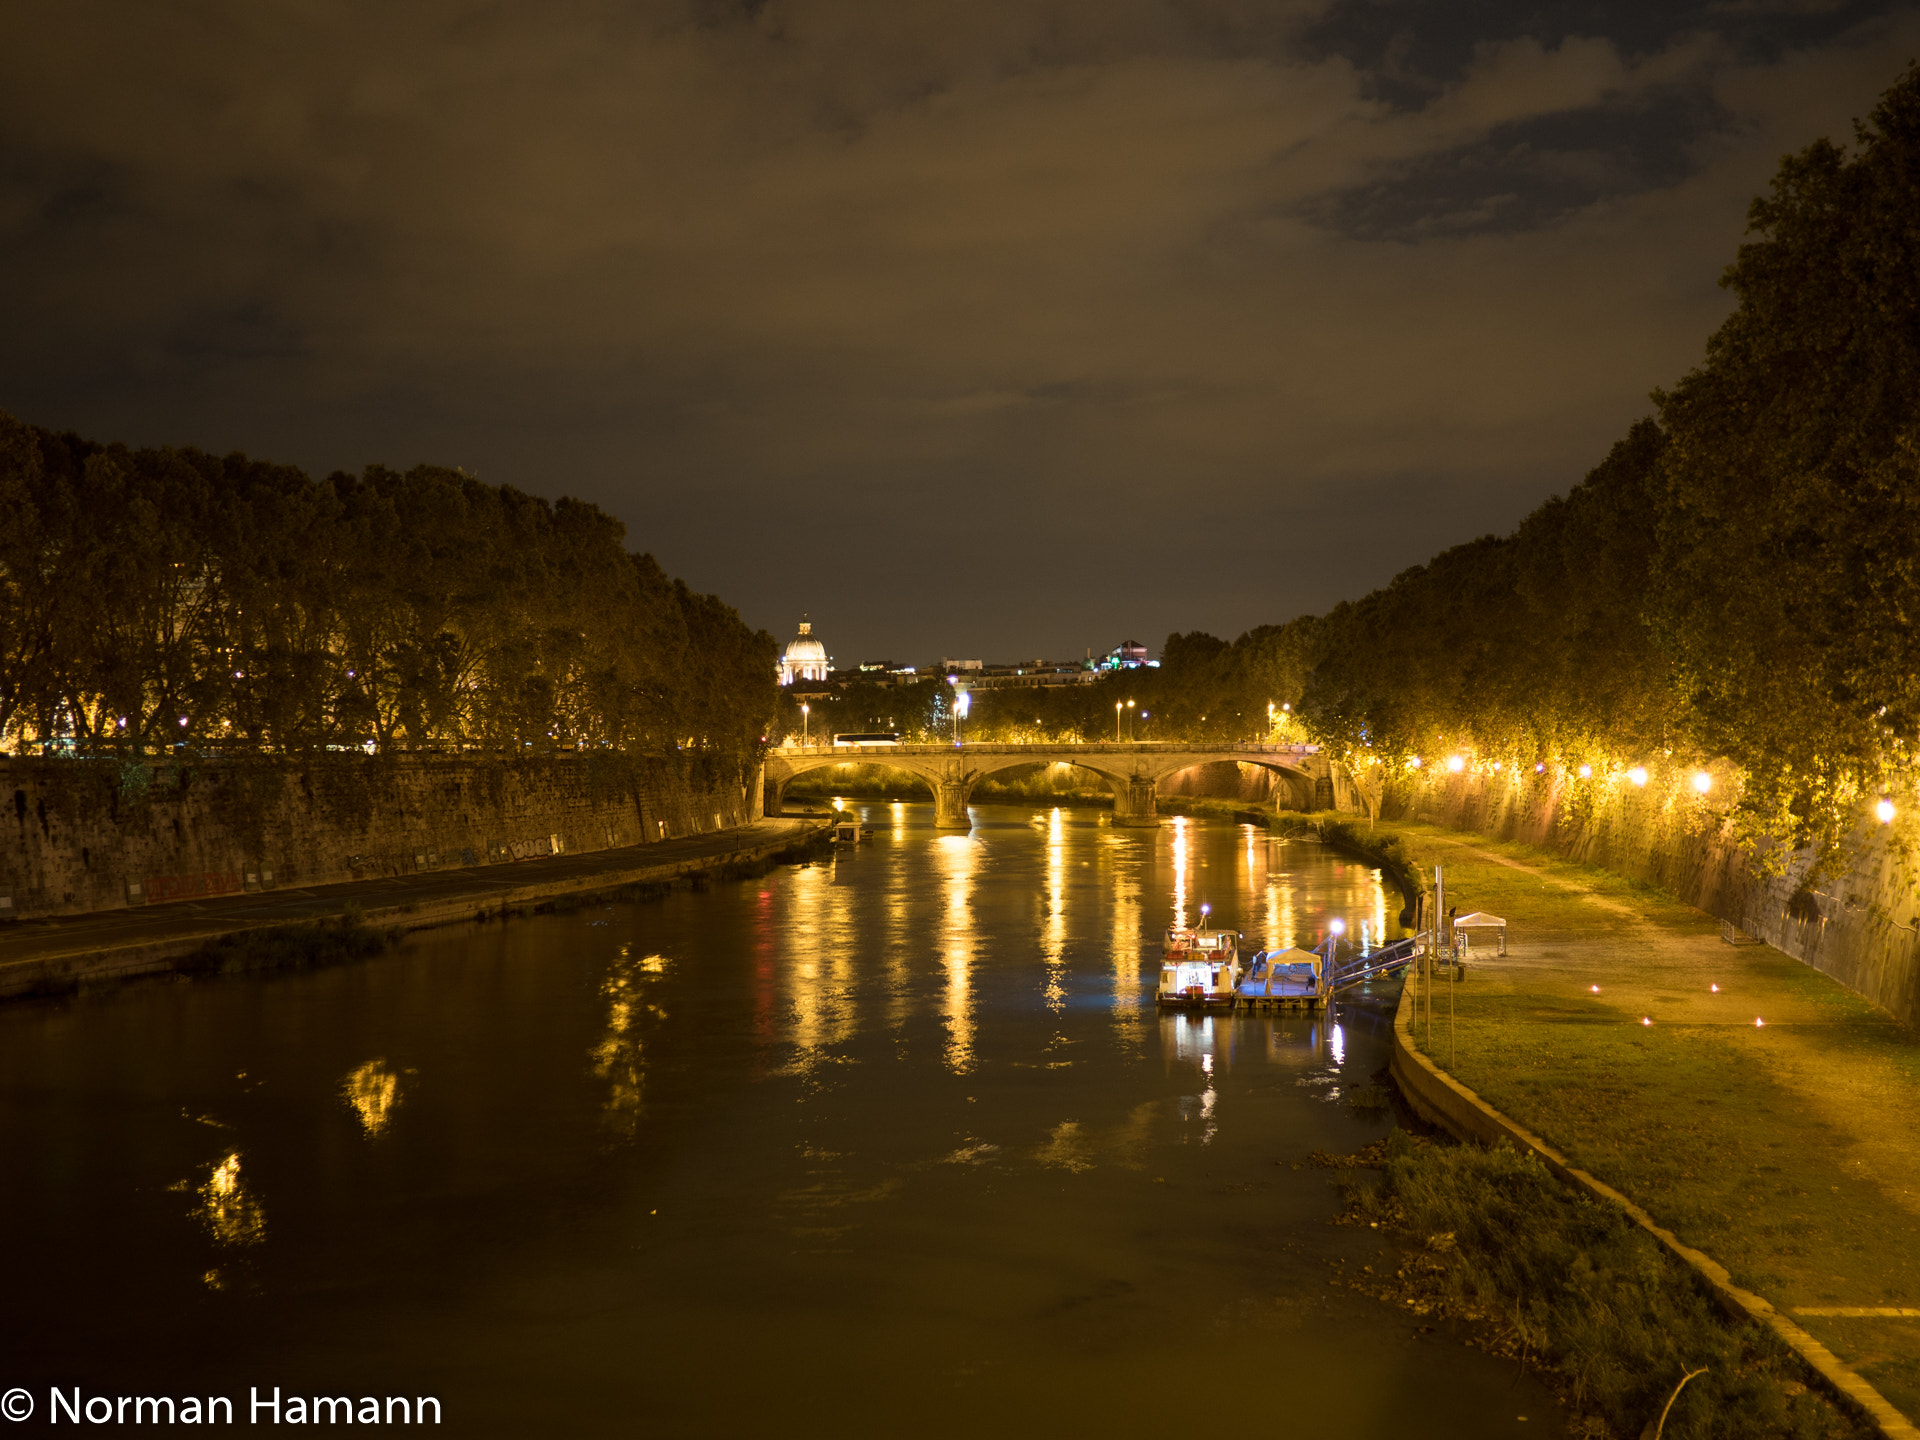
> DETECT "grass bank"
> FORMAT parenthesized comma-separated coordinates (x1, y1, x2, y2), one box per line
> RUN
(1373, 817, 1920, 1426)
(1334, 1132, 1867, 1439)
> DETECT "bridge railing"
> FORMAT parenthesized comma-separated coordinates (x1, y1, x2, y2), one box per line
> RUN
(767, 740, 1320, 757)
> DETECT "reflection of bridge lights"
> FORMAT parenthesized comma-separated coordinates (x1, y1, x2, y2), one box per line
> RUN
(1877, 798, 1897, 824)
(1329, 918, 1345, 935)
(1693, 771, 1713, 794)
(1629, 766, 1648, 787)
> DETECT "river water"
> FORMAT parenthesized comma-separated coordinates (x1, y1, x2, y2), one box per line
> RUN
(2, 804, 1553, 1436)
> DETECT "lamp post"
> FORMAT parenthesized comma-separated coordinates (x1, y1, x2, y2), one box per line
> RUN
(954, 689, 970, 747)
(1115, 701, 1122, 742)
(1126, 699, 1136, 741)
(801, 702, 809, 747)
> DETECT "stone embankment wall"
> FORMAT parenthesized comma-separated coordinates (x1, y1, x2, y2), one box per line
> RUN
(1386, 768, 1920, 1027)
(0, 753, 763, 918)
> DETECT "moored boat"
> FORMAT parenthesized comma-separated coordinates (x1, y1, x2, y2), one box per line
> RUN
(1157, 906, 1244, 1008)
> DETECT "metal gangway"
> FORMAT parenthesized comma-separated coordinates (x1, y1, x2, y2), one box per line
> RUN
(1324, 931, 1430, 997)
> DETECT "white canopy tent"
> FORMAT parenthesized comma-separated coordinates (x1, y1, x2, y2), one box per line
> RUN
(1451, 911, 1507, 956)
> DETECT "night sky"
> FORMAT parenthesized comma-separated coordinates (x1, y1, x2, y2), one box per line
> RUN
(3, 2, 1915, 664)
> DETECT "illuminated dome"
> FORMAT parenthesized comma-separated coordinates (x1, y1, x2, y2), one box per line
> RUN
(779, 615, 830, 685)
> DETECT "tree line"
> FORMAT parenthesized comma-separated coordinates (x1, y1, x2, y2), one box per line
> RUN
(0, 413, 776, 759)
(1302, 63, 1920, 860)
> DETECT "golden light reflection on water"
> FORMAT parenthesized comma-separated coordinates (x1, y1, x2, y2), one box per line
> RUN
(936, 833, 977, 1074)
(1106, 834, 1143, 1052)
(1034, 1119, 1093, 1172)
(1041, 808, 1067, 1015)
(1169, 817, 1190, 931)
(592, 946, 669, 1134)
(782, 862, 859, 1076)
(342, 1059, 401, 1137)
(875, 806, 914, 1037)
(198, 1150, 265, 1247)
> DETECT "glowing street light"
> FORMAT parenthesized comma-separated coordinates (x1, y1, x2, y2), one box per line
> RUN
(1629, 766, 1649, 787)
(800, 702, 809, 747)
(1447, 755, 1465, 773)
(1578, 764, 1593, 779)
(955, 689, 970, 746)
(1126, 698, 1136, 741)
(1693, 771, 1713, 795)
(1115, 701, 1123, 742)
(1877, 798, 1897, 824)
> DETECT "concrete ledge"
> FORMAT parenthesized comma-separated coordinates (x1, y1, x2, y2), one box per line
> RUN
(0, 816, 831, 1001)
(1390, 980, 1920, 1440)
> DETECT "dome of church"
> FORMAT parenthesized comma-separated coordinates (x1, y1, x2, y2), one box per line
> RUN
(780, 615, 830, 684)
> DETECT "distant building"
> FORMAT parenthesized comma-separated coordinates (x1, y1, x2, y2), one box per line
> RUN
(779, 616, 831, 686)
(965, 660, 1100, 691)
(1102, 641, 1152, 670)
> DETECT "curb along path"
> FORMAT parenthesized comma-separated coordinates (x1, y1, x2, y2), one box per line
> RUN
(1389, 981, 1920, 1439)
(0, 814, 831, 1001)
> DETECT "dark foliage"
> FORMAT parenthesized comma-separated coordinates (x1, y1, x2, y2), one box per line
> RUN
(0, 418, 776, 759)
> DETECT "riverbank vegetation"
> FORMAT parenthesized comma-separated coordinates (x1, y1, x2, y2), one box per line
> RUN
(1338, 1133, 1868, 1439)
(0, 415, 776, 759)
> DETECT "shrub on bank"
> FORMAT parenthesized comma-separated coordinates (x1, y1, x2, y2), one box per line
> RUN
(1349, 1133, 1865, 1439)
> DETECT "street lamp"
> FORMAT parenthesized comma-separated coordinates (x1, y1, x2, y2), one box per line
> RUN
(1115, 701, 1123, 742)
(1126, 698, 1136, 741)
(955, 689, 970, 746)
(801, 702, 809, 747)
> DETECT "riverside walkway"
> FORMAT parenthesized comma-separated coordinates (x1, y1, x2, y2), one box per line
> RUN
(1379, 818, 1920, 1431)
(0, 814, 826, 1001)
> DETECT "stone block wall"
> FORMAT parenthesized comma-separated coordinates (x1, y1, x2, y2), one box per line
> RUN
(1387, 768, 1920, 1027)
(0, 753, 764, 918)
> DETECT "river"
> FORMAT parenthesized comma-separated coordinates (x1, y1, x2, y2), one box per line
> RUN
(1, 803, 1554, 1436)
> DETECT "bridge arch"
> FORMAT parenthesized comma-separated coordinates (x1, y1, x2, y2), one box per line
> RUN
(761, 753, 943, 816)
(1154, 758, 1320, 813)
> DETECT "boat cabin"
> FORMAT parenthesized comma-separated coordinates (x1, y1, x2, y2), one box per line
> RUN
(1157, 923, 1244, 1008)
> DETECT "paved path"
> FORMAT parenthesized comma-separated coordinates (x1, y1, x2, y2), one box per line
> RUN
(0, 814, 827, 999)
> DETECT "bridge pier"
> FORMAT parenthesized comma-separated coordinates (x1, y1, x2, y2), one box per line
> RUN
(1110, 777, 1159, 828)
(933, 779, 972, 829)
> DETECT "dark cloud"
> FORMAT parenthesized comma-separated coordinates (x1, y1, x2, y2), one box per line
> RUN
(1, 0, 1916, 662)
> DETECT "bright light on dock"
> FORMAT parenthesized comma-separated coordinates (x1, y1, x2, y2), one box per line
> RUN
(1641, 1017, 1651, 1026)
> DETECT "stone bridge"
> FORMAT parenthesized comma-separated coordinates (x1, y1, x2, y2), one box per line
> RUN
(760, 742, 1336, 828)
